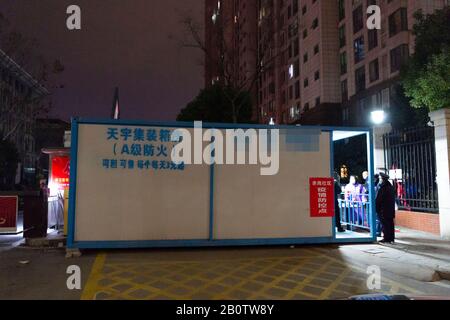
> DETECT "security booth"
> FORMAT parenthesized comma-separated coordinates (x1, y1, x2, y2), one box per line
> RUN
(41, 148, 70, 234)
(67, 118, 376, 249)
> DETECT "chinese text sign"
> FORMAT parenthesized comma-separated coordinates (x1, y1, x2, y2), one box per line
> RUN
(309, 178, 334, 218)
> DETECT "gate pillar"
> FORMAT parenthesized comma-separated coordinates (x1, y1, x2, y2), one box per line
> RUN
(373, 123, 392, 173)
(430, 108, 450, 238)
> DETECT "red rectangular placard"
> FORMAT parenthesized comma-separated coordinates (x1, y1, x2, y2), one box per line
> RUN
(0, 196, 18, 232)
(310, 178, 335, 218)
(51, 156, 70, 188)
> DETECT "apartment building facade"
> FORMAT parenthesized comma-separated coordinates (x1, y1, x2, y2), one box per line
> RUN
(339, 0, 449, 127)
(0, 49, 48, 185)
(205, 0, 259, 88)
(258, 0, 342, 125)
(205, 0, 260, 120)
(205, 0, 234, 87)
(205, 0, 449, 126)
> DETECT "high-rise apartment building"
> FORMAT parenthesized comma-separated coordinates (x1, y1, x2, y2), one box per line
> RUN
(205, 0, 259, 120)
(258, 0, 342, 125)
(205, 0, 449, 126)
(205, 0, 234, 87)
(339, 0, 449, 127)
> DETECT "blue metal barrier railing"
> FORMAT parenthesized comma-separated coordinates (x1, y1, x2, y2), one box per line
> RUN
(338, 193, 371, 231)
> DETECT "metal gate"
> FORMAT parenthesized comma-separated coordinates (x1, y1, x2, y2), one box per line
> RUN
(383, 126, 438, 213)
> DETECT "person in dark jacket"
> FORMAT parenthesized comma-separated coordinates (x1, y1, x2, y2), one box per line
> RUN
(374, 174, 382, 237)
(334, 173, 345, 233)
(376, 172, 396, 243)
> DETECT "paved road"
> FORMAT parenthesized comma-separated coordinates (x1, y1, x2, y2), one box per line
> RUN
(2, 244, 450, 300)
(0, 247, 95, 300)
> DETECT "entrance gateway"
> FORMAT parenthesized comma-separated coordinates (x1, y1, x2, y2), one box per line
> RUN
(67, 118, 376, 249)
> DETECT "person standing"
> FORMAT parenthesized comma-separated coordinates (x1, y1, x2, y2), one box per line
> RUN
(373, 174, 382, 237)
(376, 172, 396, 243)
(345, 176, 364, 225)
(362, 171, 369, 189)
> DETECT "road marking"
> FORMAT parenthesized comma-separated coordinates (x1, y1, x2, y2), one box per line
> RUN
(81, 253, 106, 300)
(81, 247, 424, 300)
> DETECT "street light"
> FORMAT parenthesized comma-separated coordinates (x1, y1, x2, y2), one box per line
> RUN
(371, 110, 386, 125)
(269, 118, 275, 126)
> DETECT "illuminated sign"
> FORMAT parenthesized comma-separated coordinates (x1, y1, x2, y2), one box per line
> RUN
(51, 156, 70, 189)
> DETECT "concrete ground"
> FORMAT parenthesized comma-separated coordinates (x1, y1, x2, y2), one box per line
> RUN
(1, 227, 450, 300)
(0, 212, 23, 253)
(0, 246, 95, 300)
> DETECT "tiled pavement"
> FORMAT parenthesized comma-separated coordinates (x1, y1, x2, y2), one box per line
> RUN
(81, 247, 422, 300)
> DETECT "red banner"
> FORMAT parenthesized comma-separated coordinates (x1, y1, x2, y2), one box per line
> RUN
(0, 196, 18, 231)
(310, 178, 334, 218)
(51, 156, 70, 188)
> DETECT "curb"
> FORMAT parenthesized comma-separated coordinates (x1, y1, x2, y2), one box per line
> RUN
(24, 237, 66, 248)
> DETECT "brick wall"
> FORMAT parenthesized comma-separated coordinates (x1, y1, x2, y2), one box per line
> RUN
(395, 210, 440, 235)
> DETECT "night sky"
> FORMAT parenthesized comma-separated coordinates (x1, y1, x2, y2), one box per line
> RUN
(0, 0, 204, 121)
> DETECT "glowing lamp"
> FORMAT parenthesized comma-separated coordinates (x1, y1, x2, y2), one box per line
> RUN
(371, 110, 385, 125)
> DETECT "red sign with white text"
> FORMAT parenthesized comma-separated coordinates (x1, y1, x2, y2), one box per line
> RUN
(309, 178, 334, 217)
(0, 196, 18, 232)
(51, 156, 70, 188)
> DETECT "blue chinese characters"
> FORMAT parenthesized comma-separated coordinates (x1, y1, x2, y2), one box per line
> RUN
(102, 127, 185, 171)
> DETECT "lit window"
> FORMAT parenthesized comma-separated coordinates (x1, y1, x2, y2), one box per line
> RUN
(289, 64, 294, 79)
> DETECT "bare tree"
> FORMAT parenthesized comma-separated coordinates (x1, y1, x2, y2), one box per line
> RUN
(0, 12, 64, 141)
(177, 1, 279, 123)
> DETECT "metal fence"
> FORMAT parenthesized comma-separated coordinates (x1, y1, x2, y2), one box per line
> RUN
(383, 126, 438, 213)
(338, 193, 371, 231)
